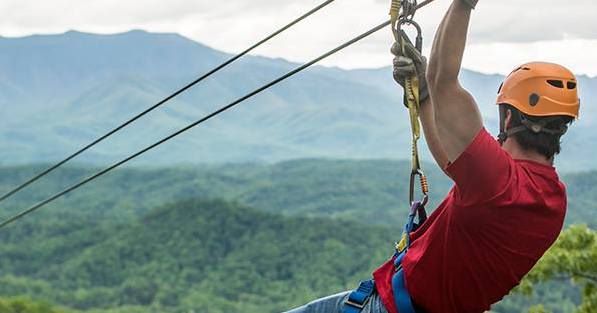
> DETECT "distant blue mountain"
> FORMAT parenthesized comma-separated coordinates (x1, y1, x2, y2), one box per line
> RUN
(0, 30, 594, 171)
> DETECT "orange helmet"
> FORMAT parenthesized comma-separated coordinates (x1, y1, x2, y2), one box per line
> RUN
(496, 62, 580, 118)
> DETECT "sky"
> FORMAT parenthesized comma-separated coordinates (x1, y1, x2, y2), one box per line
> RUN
(1, 0, 596, 76)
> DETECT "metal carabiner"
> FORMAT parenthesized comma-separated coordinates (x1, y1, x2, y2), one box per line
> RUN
(409, 169, 429, 206)
(396, 18, 423, 52)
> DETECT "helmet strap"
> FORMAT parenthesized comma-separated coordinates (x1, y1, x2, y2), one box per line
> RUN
(497, 105, 509, 145)
(497, 105, 568, 145)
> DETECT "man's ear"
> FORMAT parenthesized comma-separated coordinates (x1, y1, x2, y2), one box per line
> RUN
(504, 109, 513, 130)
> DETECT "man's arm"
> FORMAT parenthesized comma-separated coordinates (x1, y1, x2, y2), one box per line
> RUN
(419, 97, 449, 169)
(426, 0, 483, 163)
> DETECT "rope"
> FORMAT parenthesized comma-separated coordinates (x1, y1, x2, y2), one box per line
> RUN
(0, 21, 391, 230)
(0, 0, 336, 204)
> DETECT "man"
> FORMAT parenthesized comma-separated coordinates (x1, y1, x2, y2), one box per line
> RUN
(285, 0, 580, 312)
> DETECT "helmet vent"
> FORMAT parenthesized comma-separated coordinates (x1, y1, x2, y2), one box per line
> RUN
(567, 81, 577, 89)
(529, 93, 540, 106)
(547, 80, 565, 88)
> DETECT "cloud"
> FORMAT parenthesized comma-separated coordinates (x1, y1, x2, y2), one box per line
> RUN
(1, 0, 596, 75)
(2, 0, 596, 43)
(0, 0, 314, 34)
(373, 0, 597, 43)
(463, 39, 597, 77)
(469, 0, 597, 43)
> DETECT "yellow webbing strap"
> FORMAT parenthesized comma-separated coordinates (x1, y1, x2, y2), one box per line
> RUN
(396, 232, 408, 252)
(390, 0, 430, 252)
(390, 0, 402, 42)
(390, 0, 402, 25)
(400, 33, 425, 192)
(405, 73, 422, 170)
(391, 0, 424, 182)
(397, 72, 426, 253)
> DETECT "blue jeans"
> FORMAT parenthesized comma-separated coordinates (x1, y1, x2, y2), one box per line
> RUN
(283, 291, 389, 313)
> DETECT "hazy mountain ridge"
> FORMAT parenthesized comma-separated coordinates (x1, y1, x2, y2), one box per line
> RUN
(1, 30, 594, 171)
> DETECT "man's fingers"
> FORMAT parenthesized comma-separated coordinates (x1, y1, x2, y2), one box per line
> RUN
(394, 56, 416, 70)
(392, 38, 424, 66)
(391, 39, 417, 57)
(393, 56, 417, 78)
(390, 42, 401, 56)
(393, 55, 414, 67)
(402, 43, 424, 64)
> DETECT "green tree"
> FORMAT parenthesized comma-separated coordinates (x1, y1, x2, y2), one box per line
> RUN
(521, 225, 597, 313)
(0, 297, 68, 313)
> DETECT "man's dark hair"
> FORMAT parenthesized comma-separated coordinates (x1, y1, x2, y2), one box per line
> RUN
(503, 104, 574, 160)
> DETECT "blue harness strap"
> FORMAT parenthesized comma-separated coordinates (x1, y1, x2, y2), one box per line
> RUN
(391, 201, 425, 313)
(392, 252, 417, 313)
(343, 201, 426, 313)
(342, 280, 375, 313)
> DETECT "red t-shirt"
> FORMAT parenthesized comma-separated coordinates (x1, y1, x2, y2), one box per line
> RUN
(373, 128, 567, 313)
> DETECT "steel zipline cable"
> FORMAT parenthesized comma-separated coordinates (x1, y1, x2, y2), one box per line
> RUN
(0, 0, 438, 229)
(0, 0, 336, 204)
(0, 20, 391, 229)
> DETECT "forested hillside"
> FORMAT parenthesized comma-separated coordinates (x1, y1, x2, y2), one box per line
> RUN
(0, 160, 595, 312)
(1, 160, 595, 228)
(0, 199, 394, 312)
(0, 199, 588, 313)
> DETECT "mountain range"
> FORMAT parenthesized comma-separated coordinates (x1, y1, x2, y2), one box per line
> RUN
(1, 30, 595, 171)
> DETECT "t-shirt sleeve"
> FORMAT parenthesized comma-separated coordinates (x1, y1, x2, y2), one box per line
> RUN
(445, 128, 515, 205)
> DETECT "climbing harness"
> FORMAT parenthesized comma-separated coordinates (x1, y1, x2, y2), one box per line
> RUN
(342, 1, 434, 313)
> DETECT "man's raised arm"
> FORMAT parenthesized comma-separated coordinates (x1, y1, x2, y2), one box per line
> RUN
(427, 0, 483, 163)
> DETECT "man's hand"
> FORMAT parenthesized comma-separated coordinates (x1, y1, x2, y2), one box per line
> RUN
(391, 32, 429, 103)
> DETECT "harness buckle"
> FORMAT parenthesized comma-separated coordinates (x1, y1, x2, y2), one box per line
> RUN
(342, 280, 375, 313)
(345, 299, 366, 310)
